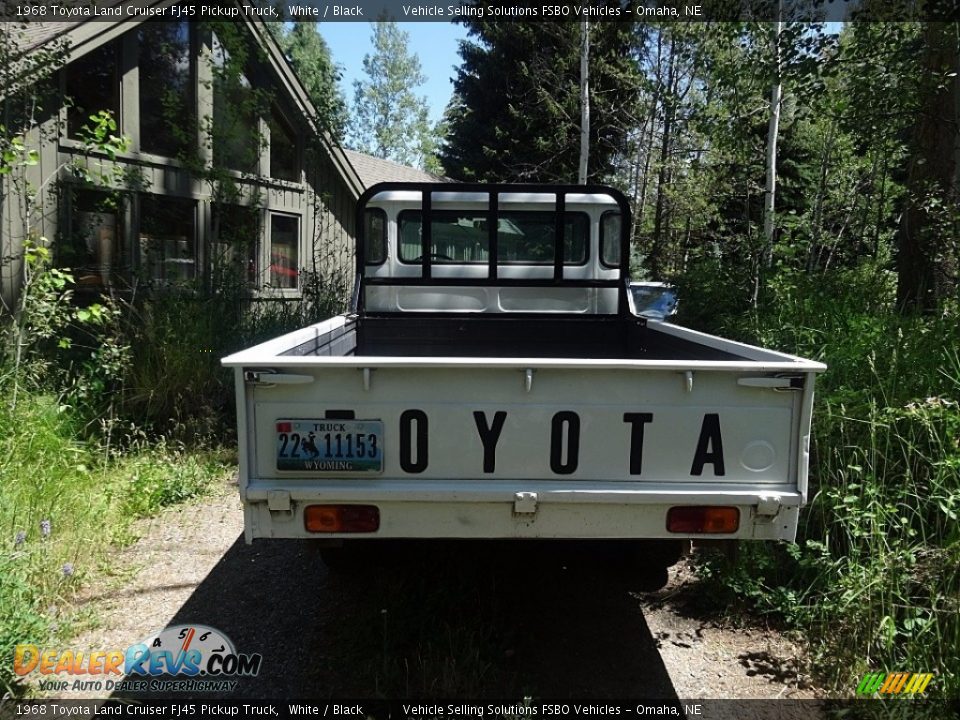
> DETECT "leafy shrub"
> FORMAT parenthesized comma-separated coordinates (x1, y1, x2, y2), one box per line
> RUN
(118, 443, 227, 518)
(683, 261, 960, 696)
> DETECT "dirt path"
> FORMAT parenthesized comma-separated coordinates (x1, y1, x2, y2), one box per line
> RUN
(47, 475, 820, 701)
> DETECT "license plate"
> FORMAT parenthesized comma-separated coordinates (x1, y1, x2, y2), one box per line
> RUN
(276, 419, 383, 472)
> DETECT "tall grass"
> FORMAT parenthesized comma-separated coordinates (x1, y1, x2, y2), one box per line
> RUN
(678, 262, 960, 697)
(118, 270, 348, 438)
(0, 388, 233, 697)
(0, 253, 347, 696)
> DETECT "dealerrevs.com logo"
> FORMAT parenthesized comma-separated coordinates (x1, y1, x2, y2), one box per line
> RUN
(15, 624, 263, 693)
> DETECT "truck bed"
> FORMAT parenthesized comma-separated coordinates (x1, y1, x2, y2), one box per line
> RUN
(281, 314, 748, 362)
(223, 311, 824, 543)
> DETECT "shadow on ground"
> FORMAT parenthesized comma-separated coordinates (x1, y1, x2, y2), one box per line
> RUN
(112, 538, 679, 699)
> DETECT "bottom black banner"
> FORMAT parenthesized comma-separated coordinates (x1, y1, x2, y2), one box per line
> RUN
(2, 699, 958, 720)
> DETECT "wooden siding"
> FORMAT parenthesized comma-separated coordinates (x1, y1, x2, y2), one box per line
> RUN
(308, 145, 357, 285)
(2, 22, 359, 313)
(1, 104, 62, 311)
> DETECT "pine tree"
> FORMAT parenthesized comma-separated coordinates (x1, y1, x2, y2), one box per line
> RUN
(349, 21, 437, 170)
(894, 20, 960, 311)
(439, 14, 641, 183)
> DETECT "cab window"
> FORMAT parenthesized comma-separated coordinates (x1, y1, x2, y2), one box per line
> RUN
(397, 210, 588, 265)
(364, 209, 387, 265)
(600, 211, 622, 268)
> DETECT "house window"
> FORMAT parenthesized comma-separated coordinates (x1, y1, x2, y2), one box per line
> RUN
(212, 32, 260, 173)
(139, 195, 196, 284)
(211, 205, 258, 287)
(64, 190, 122, 288)
(138, 21, 193, 157)
(269, 109, 298, 182)
(66, 42, 119, 140)
(269, 214, 299, 289)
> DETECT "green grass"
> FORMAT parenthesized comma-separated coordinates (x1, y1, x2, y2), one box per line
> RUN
(677, 264, 960, 698)
(0, 252, 342, 697)
(0, 389, 232, 697)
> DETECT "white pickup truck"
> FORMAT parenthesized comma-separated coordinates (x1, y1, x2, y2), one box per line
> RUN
(222, 183, 824, 576)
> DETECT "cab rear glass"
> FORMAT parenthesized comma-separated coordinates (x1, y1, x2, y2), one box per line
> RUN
(397, 210, 589, 265)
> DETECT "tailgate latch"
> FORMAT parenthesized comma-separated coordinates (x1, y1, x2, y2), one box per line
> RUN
(737, 375, 804, 391)
(513, 492, 538, 515)
(755, 495, 782, 519)
(244, 369, 315, 387)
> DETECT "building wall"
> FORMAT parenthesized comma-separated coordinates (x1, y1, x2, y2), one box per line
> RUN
(1, 20, 357, 314)
(0, 95, 62, 312)
(308, 147, 357, 286)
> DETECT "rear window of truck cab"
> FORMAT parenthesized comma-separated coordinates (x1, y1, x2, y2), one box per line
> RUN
(397, 210, 589, 265)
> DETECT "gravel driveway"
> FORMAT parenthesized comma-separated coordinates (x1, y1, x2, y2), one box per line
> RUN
(52, 475, 820, 701)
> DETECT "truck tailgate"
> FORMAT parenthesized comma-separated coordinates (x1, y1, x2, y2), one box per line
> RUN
(225, 316, 823, 543)
(247, 366, 800, 487)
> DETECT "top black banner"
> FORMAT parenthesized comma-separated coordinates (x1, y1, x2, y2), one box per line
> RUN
(0, 0, 958, 23)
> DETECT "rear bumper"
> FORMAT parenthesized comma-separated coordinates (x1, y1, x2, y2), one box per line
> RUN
(242, 480, 802, 543)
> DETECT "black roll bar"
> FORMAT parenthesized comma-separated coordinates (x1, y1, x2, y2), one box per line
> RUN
(553, 191, 566, 282)
(353, 182, 633, 317)
(488, 191, 498, 281)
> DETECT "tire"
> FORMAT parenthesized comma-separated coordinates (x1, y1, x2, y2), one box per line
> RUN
(621, 540, 684, 592)
(642, 539, 687, 568)
(634, 564, 670, 592)
(319, 542, 372, 574)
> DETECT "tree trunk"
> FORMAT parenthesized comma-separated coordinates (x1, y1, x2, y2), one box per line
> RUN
(873, 147, 890, 258)
(763, 8, 783, 261)
(808, 119, 835, 272)
(651, 41, 677, 280)
(578, 19, 590, 185)
(896, 21, 959, 312)
(636, 35, 663, 231)
(630, 120, 644, 218)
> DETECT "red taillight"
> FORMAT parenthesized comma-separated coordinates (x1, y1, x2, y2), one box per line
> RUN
(666, 506, 739, 534)
(304, 505, 380, 533)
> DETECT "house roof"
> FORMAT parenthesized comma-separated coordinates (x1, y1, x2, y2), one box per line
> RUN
(9, 1, 176, 60)
(9, 0, 365, 200)
(343, 150, 448, 189)
(14, 22, 75, 54)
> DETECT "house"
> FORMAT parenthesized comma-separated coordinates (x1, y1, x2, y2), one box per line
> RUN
(0, 0, 365, 312)
(342, 149, 446, 188)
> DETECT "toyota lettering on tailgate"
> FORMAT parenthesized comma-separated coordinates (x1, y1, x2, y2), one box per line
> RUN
(276, 410, 727, 476)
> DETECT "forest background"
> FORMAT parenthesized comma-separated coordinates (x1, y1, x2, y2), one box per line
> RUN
(330, 16, 960, 695)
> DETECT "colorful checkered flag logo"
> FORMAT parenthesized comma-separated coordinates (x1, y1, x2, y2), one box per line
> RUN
(857, 672, 934, 695)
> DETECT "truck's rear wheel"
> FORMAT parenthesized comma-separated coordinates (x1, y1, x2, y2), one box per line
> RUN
(618, 540, 686, 592)
(641, 539, 687, 568)
(319, 542, 372, 574)
(634, 564, 670, 592)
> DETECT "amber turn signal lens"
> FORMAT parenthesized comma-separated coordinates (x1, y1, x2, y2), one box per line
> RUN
(666, 506, 739, 534)
(304, 505, 380, 533)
